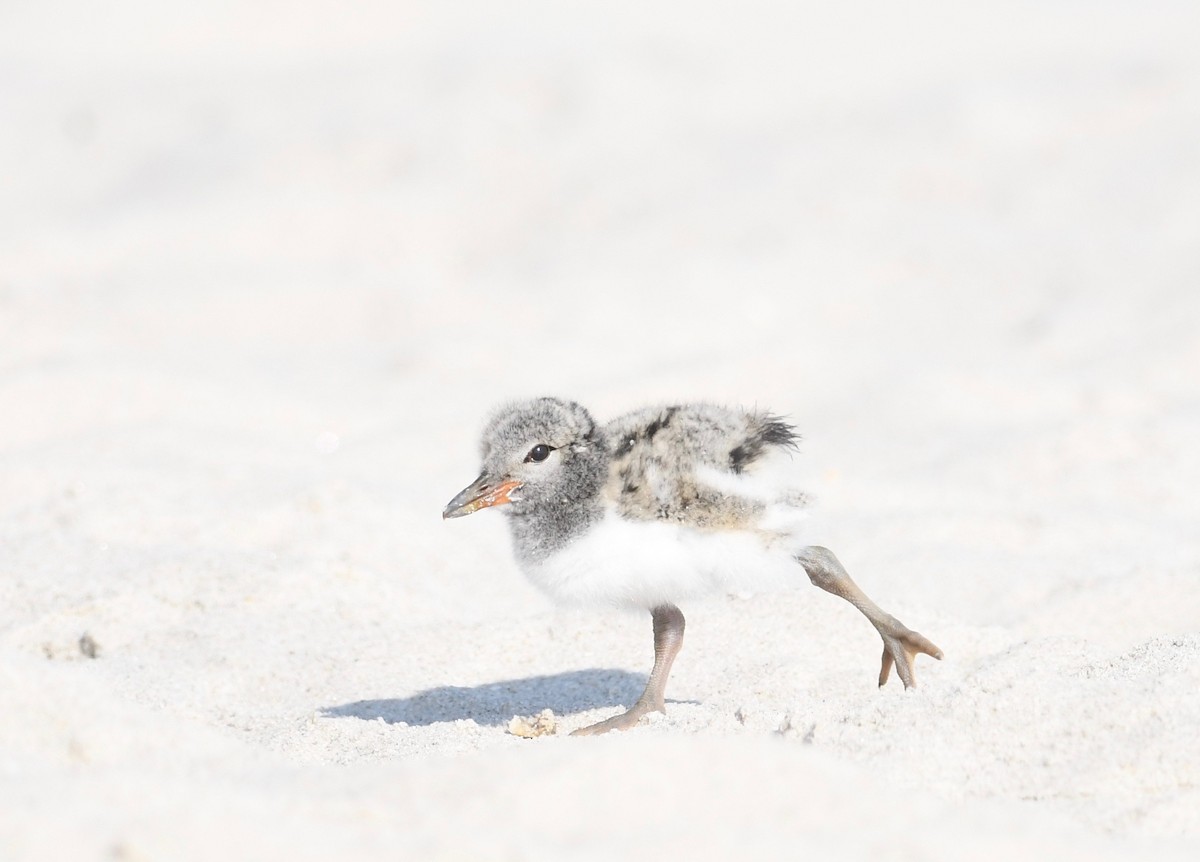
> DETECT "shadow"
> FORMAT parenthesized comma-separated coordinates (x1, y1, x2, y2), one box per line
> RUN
(323, 668, 671, 727)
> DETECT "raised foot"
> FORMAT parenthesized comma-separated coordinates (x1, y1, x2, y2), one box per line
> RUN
(570, 702, 656, 736)
(877, 623, 944, 689)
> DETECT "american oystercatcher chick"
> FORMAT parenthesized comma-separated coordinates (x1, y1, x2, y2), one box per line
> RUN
(443, 397, 943, 735)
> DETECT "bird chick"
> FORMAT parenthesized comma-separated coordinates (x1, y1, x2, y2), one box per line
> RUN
(444, 397, 943, 735)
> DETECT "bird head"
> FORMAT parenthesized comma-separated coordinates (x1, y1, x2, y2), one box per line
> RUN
(442, 397, 605, 519)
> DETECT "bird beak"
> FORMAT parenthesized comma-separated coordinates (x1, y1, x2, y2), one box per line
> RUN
(442, 472, 523, 519)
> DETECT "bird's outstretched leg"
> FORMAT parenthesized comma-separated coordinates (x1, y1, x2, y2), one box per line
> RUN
(571, 604, 685, 736)
(795, 546, 943, 688)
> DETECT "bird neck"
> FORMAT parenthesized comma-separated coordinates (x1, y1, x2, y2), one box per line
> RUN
(505, 489, 606, 564)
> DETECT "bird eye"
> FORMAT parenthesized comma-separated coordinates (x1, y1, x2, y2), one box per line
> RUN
(525, 444, 554, 463)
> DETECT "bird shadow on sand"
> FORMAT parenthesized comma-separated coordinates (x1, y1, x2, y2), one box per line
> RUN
(322, 668, 696, 727)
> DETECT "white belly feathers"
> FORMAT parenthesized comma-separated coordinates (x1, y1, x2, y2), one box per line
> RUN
(518, 510, 807, 609)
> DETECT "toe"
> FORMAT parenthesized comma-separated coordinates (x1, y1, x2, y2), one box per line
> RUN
(570, 706, 650, 736)
(878, 647, 895, 687)
(878, 627, 943, 689)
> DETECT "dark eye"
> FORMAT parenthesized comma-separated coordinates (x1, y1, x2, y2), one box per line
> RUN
(524, 444, 555, 463)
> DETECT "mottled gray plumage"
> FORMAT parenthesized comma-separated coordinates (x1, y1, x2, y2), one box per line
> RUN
(604, 403, 802, 529)
(470, 398, 804, 561)
(443, 396, 943, 735)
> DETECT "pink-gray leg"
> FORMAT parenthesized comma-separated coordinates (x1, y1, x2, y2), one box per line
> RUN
(571, 604, 685, 736)
(795, 546, 943, 687)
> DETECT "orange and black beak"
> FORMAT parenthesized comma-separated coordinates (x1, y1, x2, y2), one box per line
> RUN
(442, 472, 523, 519)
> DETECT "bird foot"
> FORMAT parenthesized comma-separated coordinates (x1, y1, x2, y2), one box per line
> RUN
(570, 701, 658, 736)
(877, 622, 943, 689)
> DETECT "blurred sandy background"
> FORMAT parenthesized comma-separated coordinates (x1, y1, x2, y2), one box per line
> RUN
(2, 2, 1199, 859)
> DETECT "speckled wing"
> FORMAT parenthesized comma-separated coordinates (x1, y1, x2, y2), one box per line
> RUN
(601, 404, 801, 530)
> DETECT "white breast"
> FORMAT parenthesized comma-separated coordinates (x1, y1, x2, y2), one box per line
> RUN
(518, 511, 808, 610)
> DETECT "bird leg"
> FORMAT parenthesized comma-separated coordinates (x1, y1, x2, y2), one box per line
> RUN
(795, 546, 943, 688)
(571, 604, 685, 736)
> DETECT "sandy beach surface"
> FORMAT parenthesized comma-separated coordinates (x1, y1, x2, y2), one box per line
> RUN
(3, 2, 1199, 859)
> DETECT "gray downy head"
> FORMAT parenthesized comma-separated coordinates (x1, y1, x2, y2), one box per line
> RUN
(442, 398, 609, 556)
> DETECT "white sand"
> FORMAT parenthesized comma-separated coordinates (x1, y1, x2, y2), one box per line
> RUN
(2, 1, 1199, 859)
